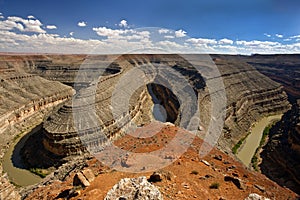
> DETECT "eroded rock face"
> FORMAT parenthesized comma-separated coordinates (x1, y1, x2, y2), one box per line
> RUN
(104, 176, 163, 200)
(0, 57, 74, 200)
(260, 100, 300, 194)
(38, 54, 291, 157)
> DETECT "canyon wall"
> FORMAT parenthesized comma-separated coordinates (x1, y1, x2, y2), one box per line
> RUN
(30, 54, 290, 157)
(0, 55, 74, 200)
(260, 101, 300, 194)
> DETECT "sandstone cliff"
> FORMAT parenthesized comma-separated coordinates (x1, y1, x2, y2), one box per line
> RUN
(260, 101, 300, 194)
(36, 54, 291, 158)
(0, 55, 74, 200)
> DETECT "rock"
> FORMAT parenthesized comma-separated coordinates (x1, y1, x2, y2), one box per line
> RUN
(254, 184, 266, 192)
(73, 172, 90, 187)
(214, 155, 223, 161)
(81, 168, 95, 182)
(244, 193, 270, 200)
(148, 172, 162, 183)
(104, 176, 163, 200)
(224, 176, 246, 190)
(201, 159, 210, 166)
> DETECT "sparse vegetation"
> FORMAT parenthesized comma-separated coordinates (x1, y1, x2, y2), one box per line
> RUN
(209, 182, 220, 189)
(191, 170, 199, 175)
(29, 168, 49, 178)
(251, 121, 278, 171)
(232, 132, 250, 154)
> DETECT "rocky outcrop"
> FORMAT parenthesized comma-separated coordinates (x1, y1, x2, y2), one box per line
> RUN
(104, 176, 163, 200)
(260, 100, 300, 194)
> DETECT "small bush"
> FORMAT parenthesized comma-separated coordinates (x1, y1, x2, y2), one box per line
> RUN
(209, 182, 220, 189)
(191, 170, 199, 175)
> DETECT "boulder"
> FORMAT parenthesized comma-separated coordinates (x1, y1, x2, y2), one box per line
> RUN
(73, 172, 90, 187)
(104, 176, 163, 200)
(244, 193, 270, 200)
(82, 168, 95, 182)
(224, 176, 246, 190)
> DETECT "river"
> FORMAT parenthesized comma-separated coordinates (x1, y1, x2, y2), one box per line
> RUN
(236, 115, 282, 167)
(2, 125, 42, 186)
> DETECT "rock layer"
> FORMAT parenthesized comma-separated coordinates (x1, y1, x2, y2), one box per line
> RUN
(0, 56, 74, 200)
(39, 54, 290, 157)
(260, 101, 300, 194)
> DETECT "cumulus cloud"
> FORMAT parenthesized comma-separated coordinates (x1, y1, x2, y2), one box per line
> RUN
(236, 40, 280, 47)
(0, 13, 4, 19)
(0, 16, 45, 33)
(219, 38, 234, 45)
(158, 29, 170, 34)
(1, 13, 300, 55)
(275, 34, 283, 38)
(27, 15, 35, 19)
(119, 19, 128, 28)
(264, 33, 271, 37)
(78, 21, 87, 27)
(187, 38, 218, 45)
(92, 26, 150, 42)
(46, 25, 57, 30)
(164, 35, 175, 39)
(175, 29, 187, 38)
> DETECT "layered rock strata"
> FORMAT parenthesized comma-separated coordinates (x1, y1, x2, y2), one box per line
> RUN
(41, 54, 290, 157)
(260, 101, 300, 194)
(0, 59, 74, 199)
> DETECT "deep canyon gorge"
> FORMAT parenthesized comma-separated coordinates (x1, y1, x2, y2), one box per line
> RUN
(0, 54, 299, 200)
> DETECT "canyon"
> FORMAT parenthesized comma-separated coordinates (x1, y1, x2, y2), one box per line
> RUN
(0, 53, 299, 199)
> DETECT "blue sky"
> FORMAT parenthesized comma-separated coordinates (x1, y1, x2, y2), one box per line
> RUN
(1, 0, 300, 54)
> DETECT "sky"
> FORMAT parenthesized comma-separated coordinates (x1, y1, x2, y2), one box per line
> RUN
(1, 0, 300, 54)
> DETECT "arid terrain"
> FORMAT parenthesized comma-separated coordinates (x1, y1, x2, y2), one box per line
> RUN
(0, 54, 299, 200)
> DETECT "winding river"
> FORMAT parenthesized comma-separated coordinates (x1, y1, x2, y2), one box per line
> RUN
(236, 114, 282, 167)
(2, 125, 42, 186)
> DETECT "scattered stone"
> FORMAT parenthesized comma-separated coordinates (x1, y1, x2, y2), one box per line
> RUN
(224, 176, 246, 190)
(244, 193, 270, 200)
(201, 159, 210, 166)
(232, 172, 239, 177)
(81, 168, 95, 182)
(223, 161, 230, 164)
(148, 172, 162, 183)
(104, 176, 163, 200)
(73, 172, 90, 187)
(254, 184, 266, 192)
(214, 155, 223, 161)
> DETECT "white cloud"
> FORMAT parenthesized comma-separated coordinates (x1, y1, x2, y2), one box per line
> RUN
(275, 34, 283, 38)
(264, 33, 271, 37)
(164, 35, 175, 39)
(78, 21, 87, 27)
(290, 35, 300, 39)
(158, 29, 170, 34)
(219, 38, 234, 45)
(187, 38, 218, 45)
(236, 40, 280, 47)
(0, 16, 45, 33)
(46, 25, 57, 30)
(27, 15, 35, 19)
(0, 13, 4, 19)
(1, 13, 300, 55)
(175, 29, 187, 38)
(119, 19, 128, 28)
